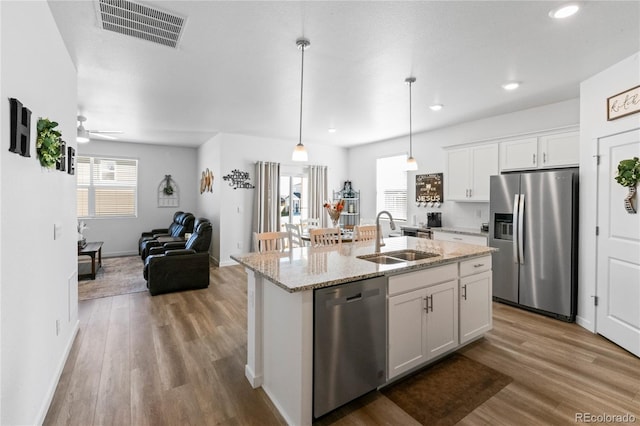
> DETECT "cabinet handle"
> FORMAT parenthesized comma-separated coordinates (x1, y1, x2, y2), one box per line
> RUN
(453, 237, 463, 241)
(462, 285, 467, 300)
(423, 295, 433, 312)
(468, 189, 472, 198)
(473, 263, 484, 268)
(543, 152, 547, 163)
(533, 153, 536, 165)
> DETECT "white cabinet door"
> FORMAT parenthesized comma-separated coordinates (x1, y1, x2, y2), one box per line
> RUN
(470, 144, 499, 201)
(500, 137, 538, 171)
(446, 144, 498, 201)
(460, 271, 493, 344)
(388, 288, 427, 379)
(446, 148, 471, 200)
(425, 280, 459, 359)
(539, 131, 579, 168)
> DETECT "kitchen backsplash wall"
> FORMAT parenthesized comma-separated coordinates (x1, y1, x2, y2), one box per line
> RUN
(407, 202, 489, 231)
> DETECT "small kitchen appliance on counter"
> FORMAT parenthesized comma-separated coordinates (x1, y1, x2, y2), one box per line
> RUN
(426, 212, 442, 228)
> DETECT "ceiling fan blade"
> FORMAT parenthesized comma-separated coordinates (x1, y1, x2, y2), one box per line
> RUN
(88, 132, 118, 140)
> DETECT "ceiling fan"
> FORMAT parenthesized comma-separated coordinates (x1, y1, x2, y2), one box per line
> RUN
(76, 115, 122, 143)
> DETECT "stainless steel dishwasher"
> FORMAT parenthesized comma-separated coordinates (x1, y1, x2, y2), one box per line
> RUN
(313, 276, 387, 418)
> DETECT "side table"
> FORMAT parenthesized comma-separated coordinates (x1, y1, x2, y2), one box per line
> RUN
(78, 241, 104, 280)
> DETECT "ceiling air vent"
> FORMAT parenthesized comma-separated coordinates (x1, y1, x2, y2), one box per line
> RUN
(97, 0, 185, 48)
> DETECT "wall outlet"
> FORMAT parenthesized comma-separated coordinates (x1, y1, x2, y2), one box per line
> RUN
(55, 319, 60, 336)
(237, 241, 243, 249)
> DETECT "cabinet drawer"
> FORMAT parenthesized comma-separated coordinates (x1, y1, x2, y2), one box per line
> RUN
(388, 263, 457, 296)
(459, 255, 491, 277)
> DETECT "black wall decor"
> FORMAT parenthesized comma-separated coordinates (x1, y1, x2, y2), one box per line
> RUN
(223, 169, 254, 189)
(67, 146, 75, 175)
(56, 140, 67, 171)
(9, 98, 31, 157)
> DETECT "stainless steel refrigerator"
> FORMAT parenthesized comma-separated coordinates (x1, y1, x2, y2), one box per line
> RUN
(489, 168, 578, 321)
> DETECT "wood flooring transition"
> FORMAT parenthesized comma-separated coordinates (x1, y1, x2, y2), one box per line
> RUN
(44, 265, 640, 425)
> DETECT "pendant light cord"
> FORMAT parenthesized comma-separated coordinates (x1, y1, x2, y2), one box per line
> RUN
(298, 43, 306, 146)
(409, 79, 413, 157)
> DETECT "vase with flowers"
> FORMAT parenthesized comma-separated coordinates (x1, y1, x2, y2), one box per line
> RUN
(323, 199, 345, 228)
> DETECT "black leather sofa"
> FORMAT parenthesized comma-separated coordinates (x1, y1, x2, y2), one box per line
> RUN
(143, 218, 212, 296)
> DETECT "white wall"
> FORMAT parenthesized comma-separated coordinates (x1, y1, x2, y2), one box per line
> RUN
(578, 51, 640, 331)
(198, 133, 348, 265)
(348, 98, 580, 231)
(78, 140, 199, 256)
(0, 1, 78, 424)
(197, 134, 222, 262)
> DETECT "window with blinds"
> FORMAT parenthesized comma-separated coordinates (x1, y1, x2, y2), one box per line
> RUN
(77, 156, 138, 218)
(376, 155, 408, 221)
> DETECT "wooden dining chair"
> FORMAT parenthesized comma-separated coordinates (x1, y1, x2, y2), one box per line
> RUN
(285, 223, 304, 247)
(353, 224, 378, 242)
(309, 227, 342, 246)
(301, 217, 320, 232)
(253, 231, 290, 252)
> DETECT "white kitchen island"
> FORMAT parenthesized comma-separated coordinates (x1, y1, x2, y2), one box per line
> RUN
(231, 237, 497, 426)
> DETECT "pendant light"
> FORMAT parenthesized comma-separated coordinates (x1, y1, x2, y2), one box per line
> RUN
(77, 115, 90, 143)
(405, 77, 418, 170)
(292, 38, 310, 162)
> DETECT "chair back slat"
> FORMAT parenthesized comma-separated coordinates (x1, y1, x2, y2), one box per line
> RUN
(309, 227, 342, 246)
(253, 231, 290, 252)
(354, 224, 378, 242)
(285, 223, 304, 247)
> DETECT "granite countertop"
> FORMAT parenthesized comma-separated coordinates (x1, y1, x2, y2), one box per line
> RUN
(231, 236, 496, 293)
(437, 227, 489, 237)
(400, 225, 488, 238)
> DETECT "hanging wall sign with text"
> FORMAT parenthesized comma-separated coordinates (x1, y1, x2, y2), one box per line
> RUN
(416, 173, 443, 203)
(607, 85, 640, 121)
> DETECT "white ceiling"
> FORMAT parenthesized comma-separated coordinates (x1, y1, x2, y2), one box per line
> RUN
(48, 0, 640, 148)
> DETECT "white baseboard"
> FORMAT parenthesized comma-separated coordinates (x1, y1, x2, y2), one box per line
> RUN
(36, 319, 80, 425)
(576, 315, 595, 333)
(219, 259, 238, 267)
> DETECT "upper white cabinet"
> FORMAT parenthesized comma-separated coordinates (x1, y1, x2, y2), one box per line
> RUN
(538, 131, 580, 168)
(446, 144, 499, 201)
(500, 131, 579, 171)
(499, 137, 539, 170)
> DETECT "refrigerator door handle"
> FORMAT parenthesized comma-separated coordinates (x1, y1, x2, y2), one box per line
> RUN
(518, 193, 525, 265)
(513, 194, 520, 264)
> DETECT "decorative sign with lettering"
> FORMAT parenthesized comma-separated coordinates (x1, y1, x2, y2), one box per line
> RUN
(416, 173, 443, 203)
(9, 98, 32, 157)
(607, 85, 640, 121)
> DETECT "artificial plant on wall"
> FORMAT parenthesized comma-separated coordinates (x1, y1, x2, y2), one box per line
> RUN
(615, 156, 640, 214)
(36, 118, 63, 168)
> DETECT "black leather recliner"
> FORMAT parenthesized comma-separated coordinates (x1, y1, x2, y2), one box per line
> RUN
(138, 211, 183, 254)
(139, 212, 195, 259)
(143, 218, 212, 296)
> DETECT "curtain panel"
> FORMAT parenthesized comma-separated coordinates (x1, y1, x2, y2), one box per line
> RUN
(308, 165, 328, 227)
(252, 161, 280, 251)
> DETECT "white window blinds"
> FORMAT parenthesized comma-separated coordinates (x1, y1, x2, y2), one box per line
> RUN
(376, 155, 408, 221)
(77, 156, 138, 218)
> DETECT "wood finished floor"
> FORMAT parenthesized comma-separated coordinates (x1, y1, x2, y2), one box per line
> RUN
(45, 265, 640, 425)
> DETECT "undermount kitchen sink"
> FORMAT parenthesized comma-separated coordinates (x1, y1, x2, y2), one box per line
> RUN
(357, 255, 405, 264)
(384, 250, 439, 261)
(357, 249, 439, 264)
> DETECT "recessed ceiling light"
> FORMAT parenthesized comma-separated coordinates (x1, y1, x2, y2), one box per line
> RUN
(429, 104, 443, 111)
(549, 4, 579, 19)
(328, 128, 337, 133)
(502, 81, 520, 91)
